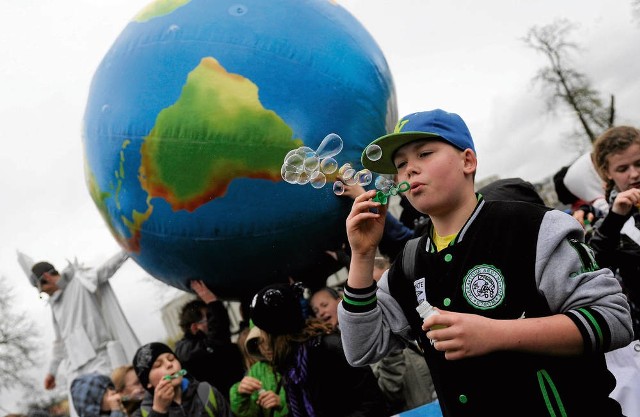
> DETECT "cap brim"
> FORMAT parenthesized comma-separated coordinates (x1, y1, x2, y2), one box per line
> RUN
(361, 132, 443, 174)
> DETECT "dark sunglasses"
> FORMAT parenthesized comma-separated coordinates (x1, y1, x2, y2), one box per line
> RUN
(38, 268, 57, 285)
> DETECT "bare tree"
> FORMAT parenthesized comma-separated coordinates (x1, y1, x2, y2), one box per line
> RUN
(0, 275, 41, 392)
(523, 19, 614, 151)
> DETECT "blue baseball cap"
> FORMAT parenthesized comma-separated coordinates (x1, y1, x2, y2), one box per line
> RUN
(361, 109, 475, 174)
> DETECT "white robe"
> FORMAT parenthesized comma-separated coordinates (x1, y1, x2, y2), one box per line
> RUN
(47, 251, 140, 386)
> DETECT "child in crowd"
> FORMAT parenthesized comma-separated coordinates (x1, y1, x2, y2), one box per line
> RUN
(338, 109, 633, 416)
(250, 282, 389, 417)
(111, 365, 145, 416)
(590, 125, 640, 338)
(175, 280, 245, 401)
(70, 373, 125, 417)
(309, 287, 342, 331)
(131, 342, 233, 417)
(230, 323, 289, 417)
(589, 125, 640, 416)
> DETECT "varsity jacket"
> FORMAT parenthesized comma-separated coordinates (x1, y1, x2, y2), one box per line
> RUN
(338, 197, 633, 417)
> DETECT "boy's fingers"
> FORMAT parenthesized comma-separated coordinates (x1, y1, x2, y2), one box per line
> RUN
(349, 200, 381, 215)
(353, 189, 377, 203)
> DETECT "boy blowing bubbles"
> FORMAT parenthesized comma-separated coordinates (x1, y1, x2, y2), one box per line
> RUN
(337, 109, 633, 416)
(132, 343, 233, 417)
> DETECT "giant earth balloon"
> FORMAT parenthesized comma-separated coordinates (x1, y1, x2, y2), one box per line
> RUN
(83, 0, 397, 299)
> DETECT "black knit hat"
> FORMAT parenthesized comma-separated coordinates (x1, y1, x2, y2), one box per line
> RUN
(132, 342, 174, 391)
(250, 283, 306, 335)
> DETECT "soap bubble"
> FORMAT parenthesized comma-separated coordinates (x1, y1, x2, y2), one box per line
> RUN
(375, 175, 394, 192)
(333, 181, 345, 195)
(356, 169, 372, 186)
(297, 146, 315, 158)
(338, 163, 352, 177)
(296, 171, 310, 185)
(282, 170, 300, 184)
(343, 175, 358, 186)
(285, 153, 305, 169)
(310, 171, 327, 189)
(320, 157, 338, 174)
(315, 133, 343, 159)
(304, 156, 320, 172)
(341, 168, 356, 181)
(365, 144, 382, 161)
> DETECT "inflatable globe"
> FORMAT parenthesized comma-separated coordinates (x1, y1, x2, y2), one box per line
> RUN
(83, 0, 397, 299)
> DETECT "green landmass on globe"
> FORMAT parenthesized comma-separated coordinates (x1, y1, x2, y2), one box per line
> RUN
(134, 0, 192, 23)
(140, 57, 302, 211)
(86, 56, 304, 251)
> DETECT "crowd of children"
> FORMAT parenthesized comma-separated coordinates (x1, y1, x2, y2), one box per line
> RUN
(12, 110, 640, 417)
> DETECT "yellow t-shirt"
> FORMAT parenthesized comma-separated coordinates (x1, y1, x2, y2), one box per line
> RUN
(433, 229, 457, 252)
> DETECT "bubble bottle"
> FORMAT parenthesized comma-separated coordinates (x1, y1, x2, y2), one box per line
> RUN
(416, 300, 446, 330)
(416, 300, 439, 321)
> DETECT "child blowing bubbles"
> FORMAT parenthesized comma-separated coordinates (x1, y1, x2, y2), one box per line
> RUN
(131, 342, 233, 417)
(337, 109, 633, 416)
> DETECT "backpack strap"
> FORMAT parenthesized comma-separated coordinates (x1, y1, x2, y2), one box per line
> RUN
(400, 236, 425, 354)
(197, 382, 219, 417)
(402, 236, 421, 279)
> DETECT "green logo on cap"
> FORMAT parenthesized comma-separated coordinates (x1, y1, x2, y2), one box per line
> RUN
(394, 119, 409, 133)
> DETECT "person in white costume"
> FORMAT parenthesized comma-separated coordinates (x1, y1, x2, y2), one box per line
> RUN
(18, 250, 140, 417)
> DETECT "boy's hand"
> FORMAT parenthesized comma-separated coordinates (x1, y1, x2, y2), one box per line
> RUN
(346, 189, 387, 256)
(340, 181, 366, 200)
(422, 310, 497, 360)
(104, 388, 123, 411)
(152, 378, 175, 413)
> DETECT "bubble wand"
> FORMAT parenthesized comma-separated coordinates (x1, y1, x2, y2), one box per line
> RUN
(372, 181, 410, 204)
(162, 369, 187, 380)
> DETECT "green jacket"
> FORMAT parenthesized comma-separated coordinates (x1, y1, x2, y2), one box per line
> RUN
(229, 361, 289, 417)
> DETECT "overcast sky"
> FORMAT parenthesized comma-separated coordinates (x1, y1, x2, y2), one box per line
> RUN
(1, 0, 639, 411)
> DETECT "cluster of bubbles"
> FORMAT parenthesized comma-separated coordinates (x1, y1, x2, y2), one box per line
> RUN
(281, 133, 342, 189)
(280, 135, 409, 202)
(281, 133, 374, 194)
